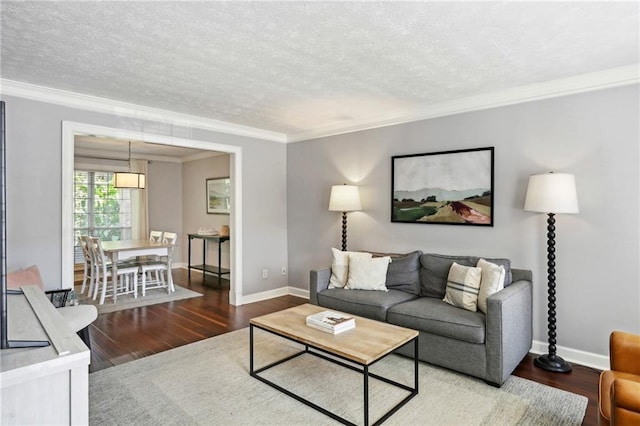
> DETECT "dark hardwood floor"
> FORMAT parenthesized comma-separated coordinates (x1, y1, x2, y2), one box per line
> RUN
(87, 268, 600, 425)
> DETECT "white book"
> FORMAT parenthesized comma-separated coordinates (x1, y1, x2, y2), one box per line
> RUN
(306, 310, 355, 331)
(306, 320, 355, 334)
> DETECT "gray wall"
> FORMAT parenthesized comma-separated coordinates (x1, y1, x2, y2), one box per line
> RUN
(2, 94, 289, 298)
(286, 84, 640, 357)
(181, 155, 231, 269)
(148, 160, 183, 263)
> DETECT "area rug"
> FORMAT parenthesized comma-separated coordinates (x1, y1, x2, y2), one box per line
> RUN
(89, 328, 587, 425)
(75, 284, 202, 314)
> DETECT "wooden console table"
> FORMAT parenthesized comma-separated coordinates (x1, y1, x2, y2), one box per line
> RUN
(187, 233, 230, 280)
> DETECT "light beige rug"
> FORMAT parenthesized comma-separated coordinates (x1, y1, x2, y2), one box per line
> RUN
(89, 328, 587, 425)
(76, 284, 202, 314)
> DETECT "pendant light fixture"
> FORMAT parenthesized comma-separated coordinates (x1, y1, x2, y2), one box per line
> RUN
(113, 141, 146, 189)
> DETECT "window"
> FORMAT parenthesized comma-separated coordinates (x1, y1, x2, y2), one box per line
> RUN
(73, 170, 132, 262)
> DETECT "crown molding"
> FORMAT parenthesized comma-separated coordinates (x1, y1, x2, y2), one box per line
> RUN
(0, 79, 288, 143)
(2, 64, 638, 145)
(73, 147, 222, 164)
(287, 64, 640, 142)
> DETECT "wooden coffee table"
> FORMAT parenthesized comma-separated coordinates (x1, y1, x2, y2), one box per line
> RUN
(249, 304, 419, 426)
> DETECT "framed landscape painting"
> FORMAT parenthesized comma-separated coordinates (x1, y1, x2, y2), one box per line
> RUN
(391, 147, 494, 226)
(206, 177, 231, 214)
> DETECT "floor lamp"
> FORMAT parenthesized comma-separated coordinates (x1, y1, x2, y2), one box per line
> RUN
(329, 184, 361, 251)
(524, 172, 579, 373)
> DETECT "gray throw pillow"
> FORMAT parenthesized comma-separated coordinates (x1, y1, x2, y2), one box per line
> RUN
(420, 253, 511, 298)
(385, 250, 423, 295)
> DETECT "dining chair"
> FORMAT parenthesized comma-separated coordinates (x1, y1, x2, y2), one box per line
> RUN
(79, 235, 99, 296)
(137, 230, 165, 264)
(139, 232, 177, 295)
(90, 237, 140, 305)
(78, 235, 96, 296)
(149, 230, 163, 242)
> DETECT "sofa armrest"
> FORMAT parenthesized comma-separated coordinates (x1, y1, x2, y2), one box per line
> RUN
(611, 379, 640, 425)
(611, 331, 640, 375)
(511, 268, 532, 283)
(485, 278, 533, 385)
(309, 268, 331, 305)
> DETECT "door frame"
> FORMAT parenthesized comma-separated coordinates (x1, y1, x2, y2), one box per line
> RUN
(61, 121, 244, 305)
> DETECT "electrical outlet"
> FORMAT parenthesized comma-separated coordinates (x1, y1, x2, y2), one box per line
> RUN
(281, 267, 287, 275)
(262, 269, 268, 279)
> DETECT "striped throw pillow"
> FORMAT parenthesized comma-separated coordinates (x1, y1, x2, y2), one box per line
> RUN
(443, 262, 482, 311)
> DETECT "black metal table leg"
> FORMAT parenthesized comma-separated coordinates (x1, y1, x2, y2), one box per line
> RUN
(187, 235, 192, 278)
(364, 365, 369, 426)
(218, 238, 222, 279)
(415, 336, 419, 394)
(202, 238, 206, 281)
(250, 324, 254, 374)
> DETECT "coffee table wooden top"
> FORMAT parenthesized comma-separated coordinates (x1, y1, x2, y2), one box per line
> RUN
(250, 304, 418, 365)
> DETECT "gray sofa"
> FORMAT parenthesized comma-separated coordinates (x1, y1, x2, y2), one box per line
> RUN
(309, 251, 532, 386)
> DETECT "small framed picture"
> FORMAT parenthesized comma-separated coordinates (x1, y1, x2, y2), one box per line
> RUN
(391, 147, 494, 226)
(206, 177, 231, 214)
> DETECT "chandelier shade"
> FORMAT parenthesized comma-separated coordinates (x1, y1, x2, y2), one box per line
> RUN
(113, 172, 146, 189)
(113, 141, 146, 189)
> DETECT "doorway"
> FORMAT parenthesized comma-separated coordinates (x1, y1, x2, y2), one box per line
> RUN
(61, 121, 244, 305)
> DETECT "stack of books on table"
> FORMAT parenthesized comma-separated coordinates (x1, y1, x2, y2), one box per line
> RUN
(306, 310, 355, 334)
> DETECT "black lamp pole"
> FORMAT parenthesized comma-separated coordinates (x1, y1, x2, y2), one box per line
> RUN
(340, 211, 348, 251)
(534, 212, 571, 373)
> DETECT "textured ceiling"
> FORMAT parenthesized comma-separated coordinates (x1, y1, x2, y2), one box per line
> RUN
(1, 1, 639, 140)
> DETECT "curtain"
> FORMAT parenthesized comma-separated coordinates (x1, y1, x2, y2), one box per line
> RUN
(130, 159, 149, 240)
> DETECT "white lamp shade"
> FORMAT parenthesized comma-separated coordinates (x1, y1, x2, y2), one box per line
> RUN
(113, 172, 146, 189)
(524, 173, 578, 214)
(329, 185, 361, 212)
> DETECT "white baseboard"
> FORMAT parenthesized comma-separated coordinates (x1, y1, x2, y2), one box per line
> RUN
(172, 266, 309, 304)
(287, 287, 310, 300)
(531, 340, 609, 371)
(240, 286, 309, 305)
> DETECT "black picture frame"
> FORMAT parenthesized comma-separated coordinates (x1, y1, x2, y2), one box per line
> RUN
(391, 147, 494, 226)
(206, 177, 231, 215)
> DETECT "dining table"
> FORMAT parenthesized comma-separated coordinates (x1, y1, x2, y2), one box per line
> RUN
(100, 239, 175, 293)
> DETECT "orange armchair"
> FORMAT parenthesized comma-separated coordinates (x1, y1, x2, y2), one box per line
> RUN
(599, 331, 640, 425)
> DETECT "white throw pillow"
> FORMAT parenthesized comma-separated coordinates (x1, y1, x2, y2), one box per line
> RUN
(328, 248, 372, 289)
(476, 258, 506, 314)
(443, 262, 482, 312)
(345, 254, 391, 291)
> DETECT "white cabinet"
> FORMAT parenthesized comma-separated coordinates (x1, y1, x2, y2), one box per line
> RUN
(1, 286, 90, 425)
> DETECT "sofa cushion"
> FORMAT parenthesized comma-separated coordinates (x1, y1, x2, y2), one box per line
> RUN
(476, 258, 506, 314)
(7, 265, 45, 289)
(387, 297, 486, 344)
(384, 250, 422, 295)
(328, 248, 372, 289)
(442, 263, 482, 312)
(419, 253, 512, 298)
(345, 254, 390, 291)
(317, 288, 417, 322)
